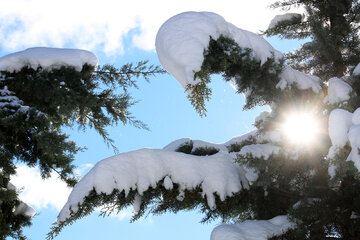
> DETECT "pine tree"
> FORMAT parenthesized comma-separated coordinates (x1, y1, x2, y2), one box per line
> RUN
(0, 48, 165, 240)
(48, 2, 360, 240)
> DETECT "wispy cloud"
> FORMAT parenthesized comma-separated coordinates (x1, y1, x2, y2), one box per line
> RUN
(0, 0, 289, 55)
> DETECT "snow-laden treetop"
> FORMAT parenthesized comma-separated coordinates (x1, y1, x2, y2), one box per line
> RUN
(155, 11, 321, 95)
(0, 47, 98, 72)
(155, 11, 283, 89)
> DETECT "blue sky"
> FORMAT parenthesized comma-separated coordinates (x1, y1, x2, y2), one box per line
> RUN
(1, 1, 304, 239)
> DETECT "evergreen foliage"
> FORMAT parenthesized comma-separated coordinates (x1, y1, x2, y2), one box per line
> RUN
(48, 1, 360, 239)
(265, 0, 360, 80)
(0, 58, 165, 240)
(188, 35, 284, 116)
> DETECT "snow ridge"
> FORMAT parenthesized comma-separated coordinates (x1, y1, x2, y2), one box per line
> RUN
(155, 11, 283, 90)
(156, 11, 321, 94)
(211, 215, 294, 240)
(58, 148, 249, 223)
(0, 47, 98, 72)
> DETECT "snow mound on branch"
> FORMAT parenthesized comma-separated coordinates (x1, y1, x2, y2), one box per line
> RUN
(239, 144, 280, 160)
(324, 77, 352, 104)
(0, 47, 98, 72)
(155, 11, 283, 89)
(210, 215, 294, 240)
(353, 63, 360, 76)
(347, 125, 360, 170)
(57, 148, 249, 223)
(352, 108, 360, 125)
(0, 86, 22, 110)
(268, 13, 302, 29)
(328, 109, 353, 147)
(328, 107, 360, 172)
(276, 66, 321, 93)
(163, 138, 228, 153)
(7, 183, 36, 218)
(163, 131, 256, 153)
(254, 111, 270, 124)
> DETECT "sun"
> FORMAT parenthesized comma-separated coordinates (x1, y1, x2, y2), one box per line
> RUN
(282, 112, 319, 145)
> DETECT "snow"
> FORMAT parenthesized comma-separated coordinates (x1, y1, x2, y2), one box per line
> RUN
(57, 148, 249, 223)
(13, 202, 36, 218)
(224, 131, 257, 147)
(324, 77, 352, 104)
(276, 66, 321, 93)
(132, 195, 142, 214)
(163, 138, 228, 153)
(254, 111, 270, 124)
(268, 13, 302, 29)
(239, 144, 280, 160)
(0, 86, 22, 110)
(6, 182, 36, 218)
(210, 215, 294, 240)
(352, 107, 360, 125)
(328, 109, 353, 147)
(155, 11, 283, 90)
(256, 130, 282, 143)
(0, 47, 98, 72)
(156, 12, 321, 95)
(327, 107, 360, 172)
(347, 125, 360, 171)
(353, 63, 360, 76)
(163, 131, 256, 153)
(163, 176, 173, 190)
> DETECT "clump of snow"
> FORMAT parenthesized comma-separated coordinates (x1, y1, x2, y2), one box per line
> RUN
(163, 176, 173, 190)
(163, 131, 257, 153)
(242, 166, 259, 185)
(224, 131, 257, 147)
(256, 130, 282, 144)
(268, 13, 302, 29)
(0, 86, 22, 110)
(132, 195, 142, 214)
(0, 86, 37, 118)
(57, 148, 249, 223)
(353, 63, 360, 76)
(254, 111, 270, 124)
(0, 47, 98, 72)
(327, 146, 339, 160)
(239, 144, 280, 160)
(324, 77, 352, 104)
(328, 164, 337, 179)
(210, 215, 294, 240)
(6, 182, 36, 218)
(328, 109, 353, 147)
(155, 11, 282, 90)
(276, 66, 321, 93)
(347, 125, 360, 171)
(327, 107, 360, 172)
(13, 202, 36, 218)
(352, 108, 360, 125)
(351, 211, 360, 219)
(162, 138, 193, 152)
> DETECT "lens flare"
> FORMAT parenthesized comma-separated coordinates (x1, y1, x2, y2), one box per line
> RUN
(282, 112, 319, 144)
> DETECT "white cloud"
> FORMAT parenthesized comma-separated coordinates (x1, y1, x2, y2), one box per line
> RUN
(10, 164, 136, 222)
(10, 164, 72, 211)
(0, 0, 294, 56)
(10, 163, 93, 211)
